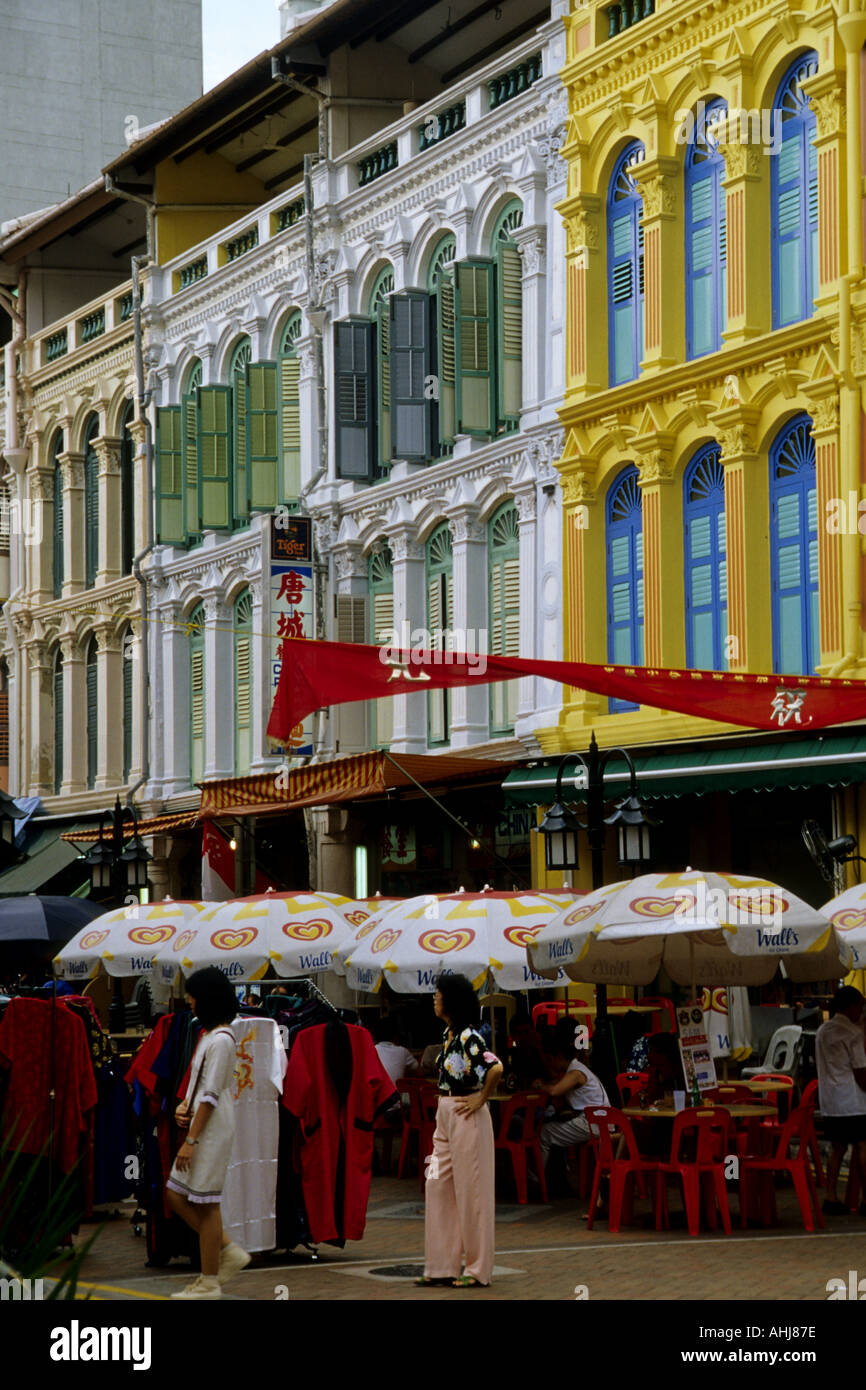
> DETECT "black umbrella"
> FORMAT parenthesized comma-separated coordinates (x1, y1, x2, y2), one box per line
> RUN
(0, 895, 102, 948)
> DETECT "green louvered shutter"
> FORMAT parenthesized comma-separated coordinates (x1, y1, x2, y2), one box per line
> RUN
(335, 318, 375, 481)
(86, 639, 98, 789)
(391, 291, 435, 461)
(232, 341, 251, 525)
(247, 362, 279, 511)
(280, 354, 301, 502)
(496, 242, 523, 431)
(455, 260, 495, 436)
(183, 391, 199, 543)
(370, 546, 395, 750)
(426, 525, 453, 746)
(437, 268, 456, 452)
(190, 606, 205, 784)
(198, 385, 232, 530)
(156, 405, 184, 544)
(122, 636, 134, 781)
(53, 653, 64, 795)
(234, 590, 252, 775)
(489, 504, 520, 733)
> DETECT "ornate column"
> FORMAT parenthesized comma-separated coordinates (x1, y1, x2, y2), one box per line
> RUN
(59, 633, 86, 795)
(202, 589, 234, 781)
(93, 435, 122, 583)
(154, 593, 191, 797)
(634, 431, 680, 668)
(58, 452, 85, 594)
(25, 638, 53, 797)
(633, 158, 682, 373)
(248, 574, 273, 775)
(559, 194, 603, 397)
(804, 388, 844, 668)
(93, 623, 123, 790)
(332, 540, 370, 756)
(512, 469, 538, 724)
(713, 406, 767, 672)
(27, 466, 55, 603)
(717, 132, 769, 345)
(124, 617, 144, 787)
(386, 528, 426, 754)
(514, 230, 547, 416)
(559, 435, 604, 733)
(126, 416, 148, 561)
(804, 70, 847, 312)
(446, 508, 488, 748)
(294, 331, 319, 495)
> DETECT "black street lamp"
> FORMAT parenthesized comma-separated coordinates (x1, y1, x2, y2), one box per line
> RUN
(84, 798, 152, 1031)
(535, 733, 657, 1094)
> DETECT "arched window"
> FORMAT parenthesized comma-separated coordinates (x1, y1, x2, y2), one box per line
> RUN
(83, 416, 99, 587)
(606, 467, 643, 711)
(491, 201, 523, 432)
(686, 99, 727, 359)
(234, 590, 252, 775)
(369, 267, 394, 477)
(85, 635, 98, 789)
(772, 52, 819, 329)
(122, 627, 134, 782)
(427, 235, 456, 292)
(53, 649, 64, 795)
(426, 524, 453, 745)
(607, 142, 645, 386)
(189, 604, 205, 784)
(279, 311, 302, 502)
(684, 444, 727, 669)
(770, 415, 818, 674)
(120, 402, 135, 575)
(52, 431, 64, 598)
(369, 543, 394, 749)
(489, 502, 520, 734)
(229, 337, 251, 527)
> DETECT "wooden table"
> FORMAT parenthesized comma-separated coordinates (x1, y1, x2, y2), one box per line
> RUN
(556, 1004, 661, 1016)
(734, 1079, 793, 1094)
(623, 1103, 776, 1121)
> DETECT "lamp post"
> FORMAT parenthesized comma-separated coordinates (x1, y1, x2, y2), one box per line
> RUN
(84, 798, 152, 1032)
(535, 733, 657, 1094)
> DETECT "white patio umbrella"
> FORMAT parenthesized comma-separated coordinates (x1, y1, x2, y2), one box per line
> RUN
(54, 900, 208, 981)
(819, 883, 866, 970)
(153, 891, 360, 987)
(340, 890, 581, 994)
(528, 870, 848, 993)
(330, 897, 404, 977)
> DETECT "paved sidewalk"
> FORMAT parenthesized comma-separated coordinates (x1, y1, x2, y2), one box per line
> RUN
(67, 1175, 866, 1302)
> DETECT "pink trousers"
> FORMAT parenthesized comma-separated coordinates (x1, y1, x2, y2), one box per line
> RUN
(424, 1096, 495, 1285)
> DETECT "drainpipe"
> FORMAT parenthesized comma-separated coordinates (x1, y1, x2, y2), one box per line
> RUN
(2, 270, 27, 795)
(836, 7, 866, 670)
(104, 175, 155, 261)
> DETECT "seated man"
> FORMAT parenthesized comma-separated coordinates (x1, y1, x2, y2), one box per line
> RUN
(535, 1040, 610, 1175)
(373, 1014, 419, 1088)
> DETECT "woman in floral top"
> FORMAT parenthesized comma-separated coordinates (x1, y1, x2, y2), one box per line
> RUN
(418, 975, 502, 1289)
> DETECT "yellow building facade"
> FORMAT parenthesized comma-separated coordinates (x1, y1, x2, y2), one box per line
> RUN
(529, 0, 866, 898)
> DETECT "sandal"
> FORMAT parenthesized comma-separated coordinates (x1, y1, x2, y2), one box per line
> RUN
(452, 1275, 487, 1288)
(414, 1275, 452, 1286)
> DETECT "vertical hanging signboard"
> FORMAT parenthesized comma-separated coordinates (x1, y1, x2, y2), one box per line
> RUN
(269, 514, 314, 757)
(677, 1003, 718, 1096)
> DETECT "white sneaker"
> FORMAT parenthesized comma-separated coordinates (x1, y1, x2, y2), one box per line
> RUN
(170, 1275, 222, 1300)
(218, 1242, 251, 1285)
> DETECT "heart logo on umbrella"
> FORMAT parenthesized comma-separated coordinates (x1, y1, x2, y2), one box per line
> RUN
(418, 928, 475, 954)
(79, 929, 109, 950)
(503, 924, 543, 947)
(629, 896, 686, 918)
(356, 918, 381, 940)
(832, 908, 866, 931)
(564, 902, 603, 925)
(174, 929, 197, 952)
(728, 892, 786, 918)
(211, 927, 258, 950)
(282, 918, 332, 941)
(344, 910, 371, 927)
(128, 925, 175, 945)
(371, 927, 401, 954)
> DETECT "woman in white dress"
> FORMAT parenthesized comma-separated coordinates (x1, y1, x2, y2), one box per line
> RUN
(166, 968, 251, 1300)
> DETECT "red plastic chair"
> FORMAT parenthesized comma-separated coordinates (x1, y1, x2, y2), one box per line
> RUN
(494, 1091, 548, 1204)
(656, 1108, 733, 1236)
(531, 999, 592, 1030)
(796, 1080, 824, 1187)
(584, 1106, 660, 1233)
(616, 1072, 649, 1106)
(739, 1104, 826, 1232)
(638, 996, 677, 1034)
(397, 1078, 439, 1182)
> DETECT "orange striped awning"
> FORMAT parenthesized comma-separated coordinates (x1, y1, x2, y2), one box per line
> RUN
(199, 751, 505, 819)
(61, 810, 200, 843)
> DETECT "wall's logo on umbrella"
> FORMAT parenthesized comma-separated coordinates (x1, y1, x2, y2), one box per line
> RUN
(174, 929, 197, 953)
(344, 910, 371, 927)
(503, 924, 543, 948)
(282, 918, 332, 941)
(128, 925, 175, 946)
(211, 927, 258, 950)
(78, 929, 109, 950)
(832, 908, 866, 932)
(630, 896, 686, 918)
(371, 927, 401, 954)
(355, 918, 381, 940)
(418, 928, 475, 954)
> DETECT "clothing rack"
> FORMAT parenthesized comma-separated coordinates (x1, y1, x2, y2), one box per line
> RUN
(275, 977, 340, 1014)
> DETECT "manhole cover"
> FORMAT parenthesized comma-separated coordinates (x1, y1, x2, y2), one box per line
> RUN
(369, 1263, 425, 1279)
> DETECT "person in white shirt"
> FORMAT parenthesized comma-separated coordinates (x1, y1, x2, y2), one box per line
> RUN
(535, 1040, 610, 1169)
(373, 1016, 419, 1088)
(815, 985, 866, 1215)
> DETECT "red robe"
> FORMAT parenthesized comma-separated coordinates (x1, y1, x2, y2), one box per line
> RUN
(0, 997, 97, 1172)
(282, 1023, 396, 1245)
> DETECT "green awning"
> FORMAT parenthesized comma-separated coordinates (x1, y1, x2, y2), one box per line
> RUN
(0, 835, 84, 895)
(503, 733, 866, 805)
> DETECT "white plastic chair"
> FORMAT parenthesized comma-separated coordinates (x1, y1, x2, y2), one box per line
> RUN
(741, 1025, 802, 1078)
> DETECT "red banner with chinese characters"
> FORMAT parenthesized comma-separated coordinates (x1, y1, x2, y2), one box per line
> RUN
(266, 636, 866, 743)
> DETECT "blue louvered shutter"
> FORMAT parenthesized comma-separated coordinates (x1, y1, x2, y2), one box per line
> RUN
(335, 318, 376, 480)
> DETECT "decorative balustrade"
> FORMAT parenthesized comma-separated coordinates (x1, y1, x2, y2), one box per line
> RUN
(418, 102, 467, 152)
(275, 197, 305, 232)
(178, 255, 208, 290)
(223, 226, 259, 261)
(117, 291, 134, 322)
(78, 308, 105, 345)
(488, 53, 542, 111)
(43, 329, 68, 365)
(357, 142, 398, 187)
(604, 0, 655, 38)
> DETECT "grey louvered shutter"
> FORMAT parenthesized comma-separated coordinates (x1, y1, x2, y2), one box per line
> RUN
(390, 291, 435, 462)
(335, 594, 367, 643)
(335, 319, 375, 481)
